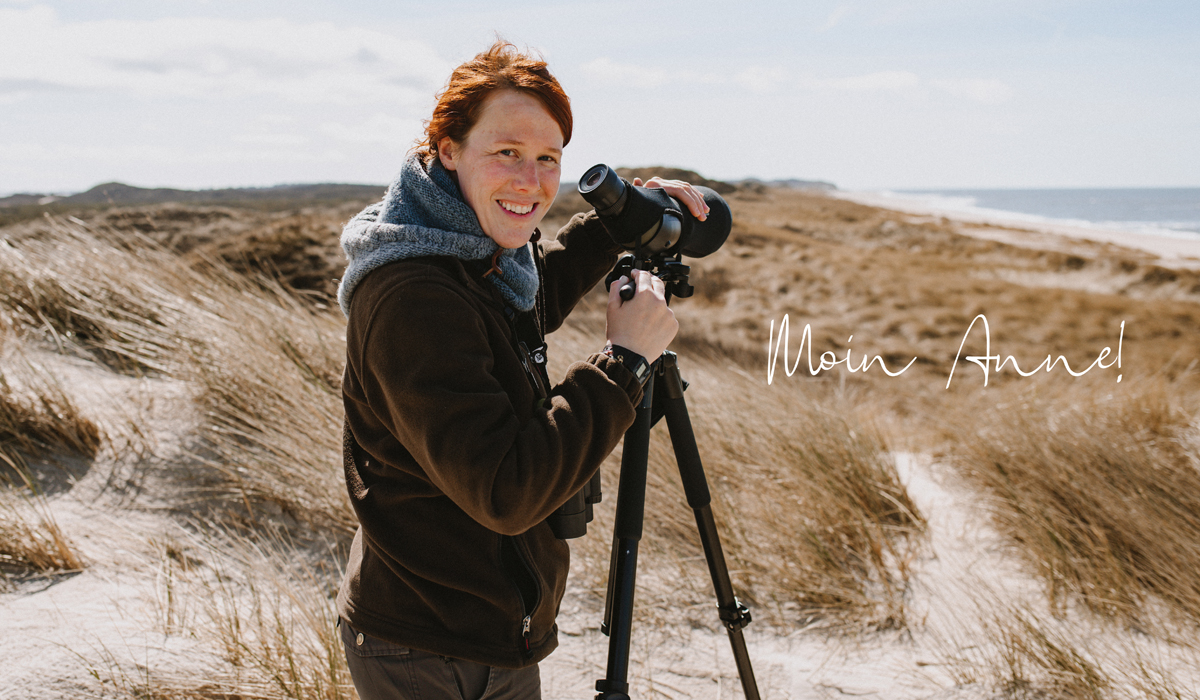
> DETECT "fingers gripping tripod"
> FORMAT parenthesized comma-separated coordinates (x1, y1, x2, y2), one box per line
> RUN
(594, 351, 760, 700)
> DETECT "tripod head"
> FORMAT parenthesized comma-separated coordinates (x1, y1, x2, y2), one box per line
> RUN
(604, 253, 693, 302)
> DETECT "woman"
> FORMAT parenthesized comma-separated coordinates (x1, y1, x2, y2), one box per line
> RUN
(336, 40, 708, 700)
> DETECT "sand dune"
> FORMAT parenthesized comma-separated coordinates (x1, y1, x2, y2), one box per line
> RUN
(2, 183, 1198, 698)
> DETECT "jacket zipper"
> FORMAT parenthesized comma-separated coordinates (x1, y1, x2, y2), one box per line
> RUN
(502, 535, 544, 656)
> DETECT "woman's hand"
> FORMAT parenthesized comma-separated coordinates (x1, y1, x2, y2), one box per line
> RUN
(632, 177, 710, 221)
(605, 269, 678, 361)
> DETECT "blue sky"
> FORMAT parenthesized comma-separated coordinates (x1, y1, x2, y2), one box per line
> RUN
(1, 0, 1198, 194)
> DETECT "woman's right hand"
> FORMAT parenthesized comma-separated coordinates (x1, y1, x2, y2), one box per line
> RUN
(605, 269, 678, 361)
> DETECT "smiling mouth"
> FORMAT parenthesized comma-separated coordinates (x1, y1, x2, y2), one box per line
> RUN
(498, 200, 537, 216)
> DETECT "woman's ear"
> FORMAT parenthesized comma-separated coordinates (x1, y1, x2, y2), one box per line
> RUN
(437, 137, 458, 171)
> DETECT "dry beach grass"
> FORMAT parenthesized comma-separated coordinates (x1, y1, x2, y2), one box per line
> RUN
(949, 379, 1200, 626)
(1, 334, 98, 576)
(0, 218, 352, 535)
(0, 179, 1197, 697)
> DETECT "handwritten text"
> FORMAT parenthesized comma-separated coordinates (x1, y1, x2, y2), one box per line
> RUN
(766, 314, 916, 385)
(946, 314, 1124, 388)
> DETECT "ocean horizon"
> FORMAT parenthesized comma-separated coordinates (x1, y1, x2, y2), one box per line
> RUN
(874, 187, 1200, 242)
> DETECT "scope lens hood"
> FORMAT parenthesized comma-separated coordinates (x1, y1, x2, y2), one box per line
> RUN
(678, 187, 732, 258)
(579, 163, 733, 258)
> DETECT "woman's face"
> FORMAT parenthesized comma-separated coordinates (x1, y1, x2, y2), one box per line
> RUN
(438, 90, 563, 249)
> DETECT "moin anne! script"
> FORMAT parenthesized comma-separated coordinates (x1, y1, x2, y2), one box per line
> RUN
(766, 314, 1125, 387)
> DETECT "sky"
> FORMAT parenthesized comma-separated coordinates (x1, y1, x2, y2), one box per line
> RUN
(1, 0, 1198, 195)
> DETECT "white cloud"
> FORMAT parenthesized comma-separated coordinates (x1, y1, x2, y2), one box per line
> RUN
(735, 66, 789, 93)
(931, 77, 1015, 104)
(796, 70, 1013, 104)
(256, 114, 299, 127)
(320, 114, 423, 146)
(820, 70, 921, 92)
(580, 57, 671, 89)
(233, 132, 310, 146)
(1, 139, 270, 162)
(580, 56, 729, 91)
(0, 5, 450, 104)
(578, 56, 1010, 109)
(821, 3, 855, 31)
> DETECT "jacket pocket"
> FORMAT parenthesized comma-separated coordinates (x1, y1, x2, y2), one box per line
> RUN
(500, 535, 543, 654)
(343, 421, 369, 502)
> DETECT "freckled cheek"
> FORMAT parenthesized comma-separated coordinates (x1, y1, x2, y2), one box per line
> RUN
(474, 163, 518, 196)
(493, 161, 524, 179)
(541, 172, 561, 200)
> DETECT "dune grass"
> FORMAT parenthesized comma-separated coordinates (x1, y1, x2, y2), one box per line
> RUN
(949, 379, 1200, 627)
(684, 372, 923, 629)
(171, 262, 351, 536)
(0, 220, 185, 374)
(0, 340, 96, 574)
(1, 349, 102, 468)
(0, 487, 82, 575)
(942, 598, 1200, 700)
(195, 531, 352, 700)
(83, 528, 352, 700)
(970, 605, 1111, 700)
(3, 202, 929, 695)
(0, 218, 352, 535)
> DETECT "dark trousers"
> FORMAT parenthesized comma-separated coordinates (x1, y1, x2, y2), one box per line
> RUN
(340, 619, 542, 700)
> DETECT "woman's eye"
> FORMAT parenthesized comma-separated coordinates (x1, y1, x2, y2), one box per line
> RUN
(499, 149, 516, 157)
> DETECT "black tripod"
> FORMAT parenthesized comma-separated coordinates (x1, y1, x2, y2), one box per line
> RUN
(594, 350, 760, 700)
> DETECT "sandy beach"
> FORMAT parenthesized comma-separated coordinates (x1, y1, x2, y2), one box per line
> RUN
(833, 190, 1200, 269)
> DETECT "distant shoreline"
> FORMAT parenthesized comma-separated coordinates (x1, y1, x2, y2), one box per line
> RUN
(832, 189, 1200, 268)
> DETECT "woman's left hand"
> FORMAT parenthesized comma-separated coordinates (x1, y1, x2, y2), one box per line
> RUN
(633, 177, 710, 221)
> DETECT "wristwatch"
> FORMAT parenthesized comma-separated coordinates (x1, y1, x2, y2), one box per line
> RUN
(603, 343, 652, 386)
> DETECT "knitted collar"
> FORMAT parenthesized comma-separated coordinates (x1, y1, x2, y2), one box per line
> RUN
(337, 154, 539, 316)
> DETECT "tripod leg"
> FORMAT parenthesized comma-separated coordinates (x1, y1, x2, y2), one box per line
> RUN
(658, 353, 761, 700)
(596, 373, 655, 700)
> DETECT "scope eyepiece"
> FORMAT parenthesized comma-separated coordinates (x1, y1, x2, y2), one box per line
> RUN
(579, 164, 628, 217)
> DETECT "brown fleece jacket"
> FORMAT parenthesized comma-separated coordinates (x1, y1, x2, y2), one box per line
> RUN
(336, 212, 644, 668)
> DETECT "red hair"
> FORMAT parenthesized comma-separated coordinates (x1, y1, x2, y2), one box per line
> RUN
(419, 40, 572, 161)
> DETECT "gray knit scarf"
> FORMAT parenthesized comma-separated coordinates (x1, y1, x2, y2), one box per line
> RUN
(338, 154, 539, 316)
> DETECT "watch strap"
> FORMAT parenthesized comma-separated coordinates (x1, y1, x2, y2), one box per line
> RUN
(605, 343, 652, 386)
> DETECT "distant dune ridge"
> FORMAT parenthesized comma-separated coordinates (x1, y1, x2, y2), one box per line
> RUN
(1, 168, 1199, 698)
(0, 166, 835, 209)
(0, 181, 388, 208)
(0, 168, 836, 227)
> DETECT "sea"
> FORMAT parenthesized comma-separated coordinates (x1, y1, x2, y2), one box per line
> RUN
(864, 188, 1200, 243)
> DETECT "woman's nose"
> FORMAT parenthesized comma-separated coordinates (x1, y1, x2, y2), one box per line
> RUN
(512, 160, 539, 190)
